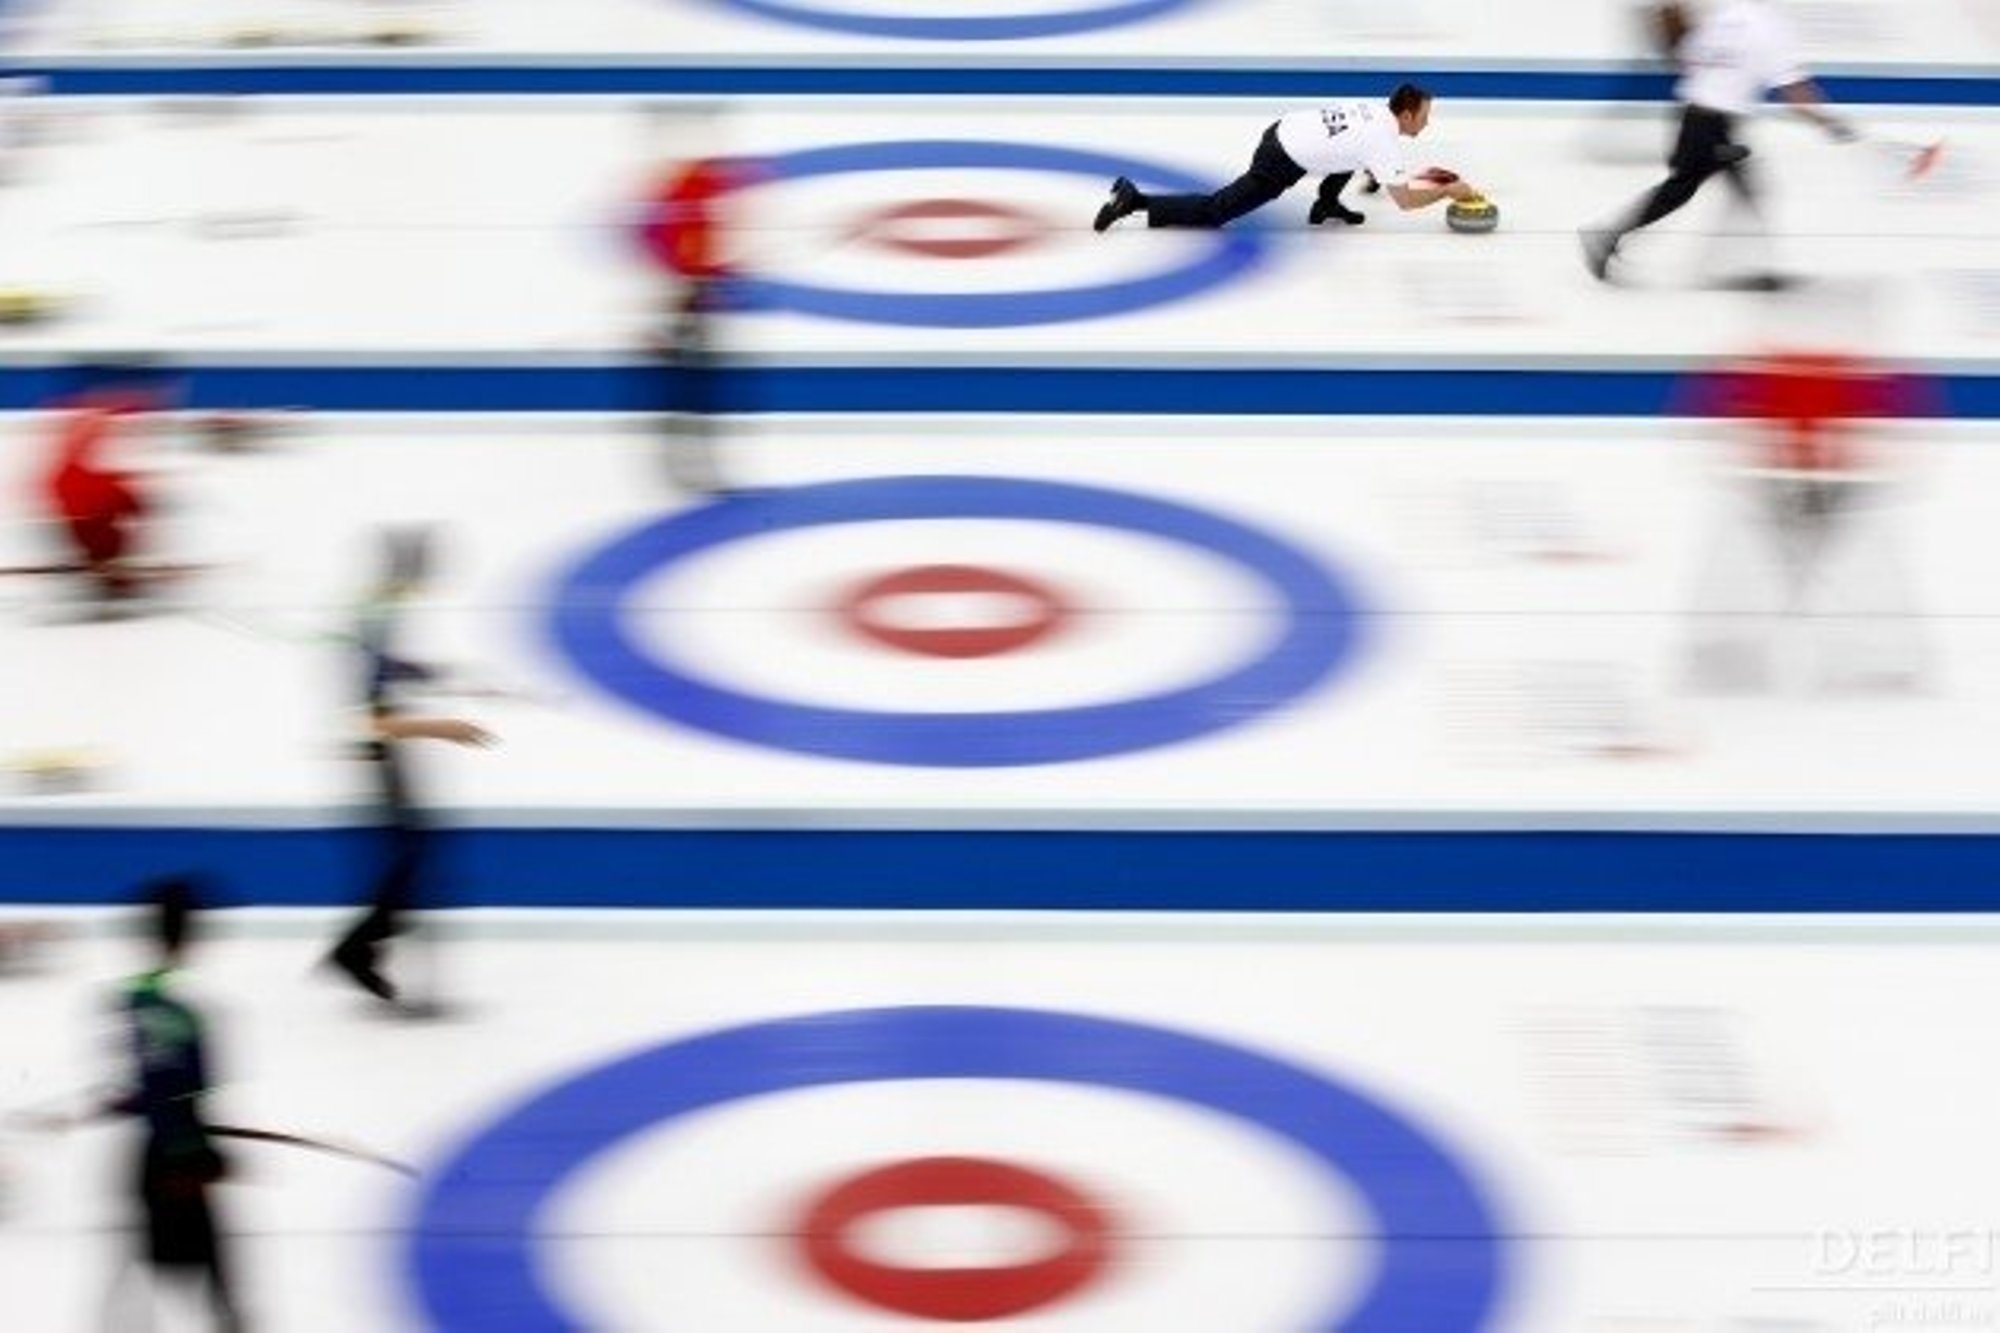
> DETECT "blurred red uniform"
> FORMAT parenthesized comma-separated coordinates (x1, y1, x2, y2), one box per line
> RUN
(1684, 349, 1934, 692)
(41, 390, 156, 594)
(1702, 351, 1918, 474)
(640, 156, 741, 287)
(639, 157, 750, 495)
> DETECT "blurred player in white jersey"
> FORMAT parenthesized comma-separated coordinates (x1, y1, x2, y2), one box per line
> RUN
(1583, 0, 1855, 287)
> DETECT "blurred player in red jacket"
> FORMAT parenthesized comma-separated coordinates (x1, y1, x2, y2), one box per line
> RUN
(641, 155, 738, 288)
(1684, 344, 1934, 693)
(39, 384, 169, 612)
(639, 152, 752, 496)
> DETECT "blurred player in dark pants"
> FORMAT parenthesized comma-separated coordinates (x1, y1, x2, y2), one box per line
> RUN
(639, 149, 749, 496)
(1583, 0, 1855, 288)
(324, 529, 492, 1014)
(31, 877, 250, 1331)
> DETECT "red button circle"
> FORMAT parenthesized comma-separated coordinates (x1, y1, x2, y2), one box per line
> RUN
(837, 563, 1071, 659)
(848, 197, 1049, 261)
(797, 1155, 1116, 1322)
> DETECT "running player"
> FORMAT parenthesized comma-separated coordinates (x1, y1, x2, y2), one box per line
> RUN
(1582, 0, 1855, 286)
(323, 529, 492, 1014)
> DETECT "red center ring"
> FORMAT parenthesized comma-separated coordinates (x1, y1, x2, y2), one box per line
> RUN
(848, 197, 1049, 260)
(838, 563, 1071, 660)
(797, 1155, 1116, 1322)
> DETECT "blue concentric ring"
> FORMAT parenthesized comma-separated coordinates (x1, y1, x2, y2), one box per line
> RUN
(408, 1006, 1507, 1331)
(704, 0, 1204, 42)
(548, 475, 1361, 766)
